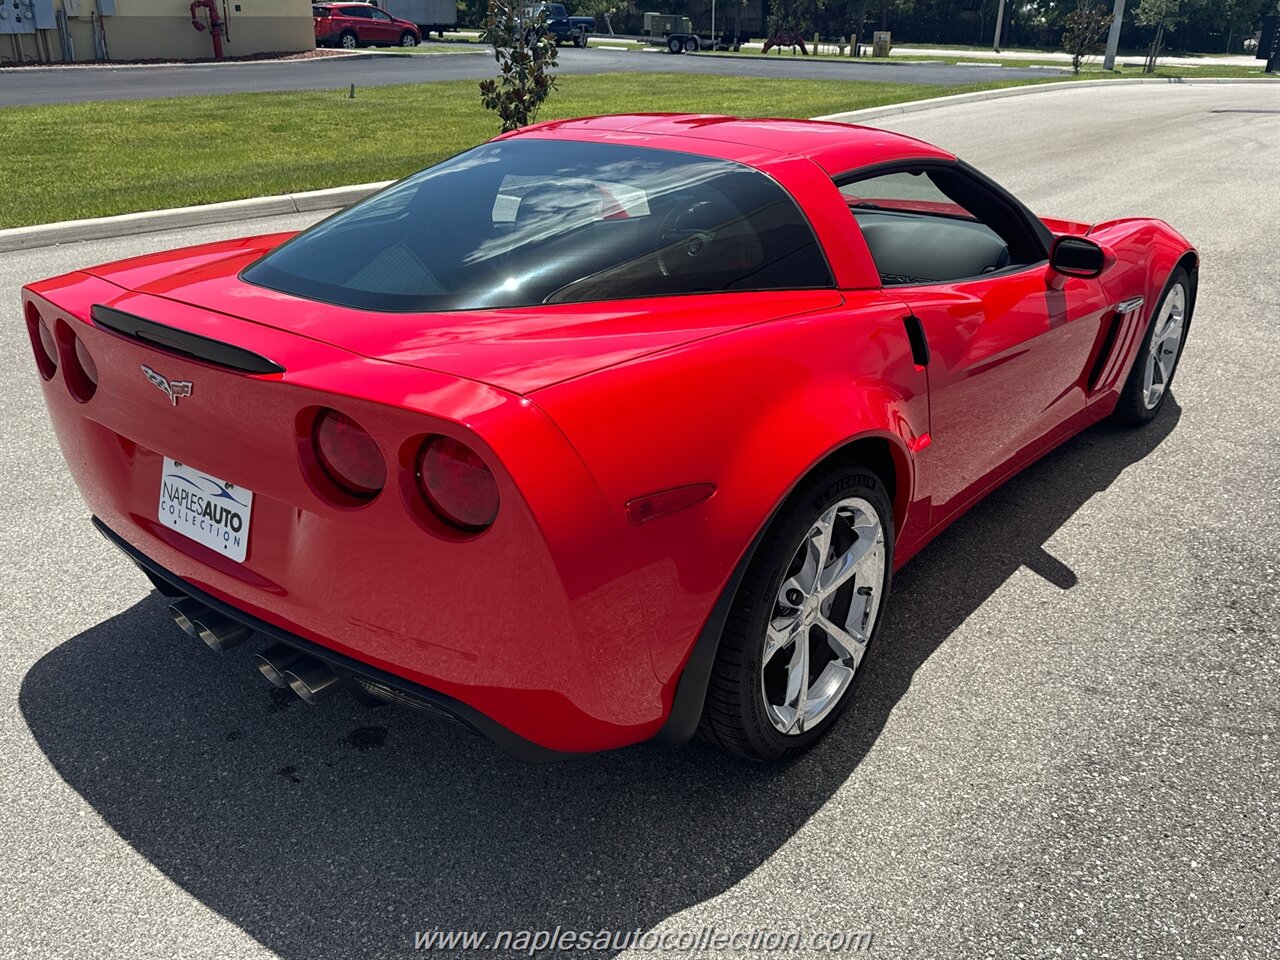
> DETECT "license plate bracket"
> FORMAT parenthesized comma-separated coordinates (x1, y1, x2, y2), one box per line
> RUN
(157, 457, 254, 562)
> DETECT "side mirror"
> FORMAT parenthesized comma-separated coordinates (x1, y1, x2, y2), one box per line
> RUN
(1050, 236, 1107, 279)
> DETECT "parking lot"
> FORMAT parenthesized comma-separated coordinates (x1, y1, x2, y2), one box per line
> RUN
(1, 82, 1277, 959)
(0, 48, 1047, 107)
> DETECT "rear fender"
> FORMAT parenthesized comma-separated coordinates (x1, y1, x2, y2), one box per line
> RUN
(531, 292, 929, 703)
(25, 272, 660, 751)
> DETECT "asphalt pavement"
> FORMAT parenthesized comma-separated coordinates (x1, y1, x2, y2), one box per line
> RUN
(0, 47, 1051, 107)
(1, 83, 1277, 960)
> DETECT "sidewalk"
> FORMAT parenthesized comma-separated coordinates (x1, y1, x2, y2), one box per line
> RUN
(887, 45, 1258, 68)
(580, 33, 1259, 69)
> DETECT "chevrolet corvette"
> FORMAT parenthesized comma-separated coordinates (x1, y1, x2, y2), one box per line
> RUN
(22, 114, 1196, 761)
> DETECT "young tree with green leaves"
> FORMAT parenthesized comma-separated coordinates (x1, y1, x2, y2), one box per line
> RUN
(478, 0, 559, 132)
(1134, 0, 1203, 71)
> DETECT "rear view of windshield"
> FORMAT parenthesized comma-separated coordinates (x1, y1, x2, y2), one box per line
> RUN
(242, 139, 832, 312)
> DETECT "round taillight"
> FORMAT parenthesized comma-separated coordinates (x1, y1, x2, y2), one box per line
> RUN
(312, 410, 385, 500)
(417, 436, 499, 531)
(74, 336, 97, 387)
(66, 330, 98, 402)
(26, 304, 57, 380)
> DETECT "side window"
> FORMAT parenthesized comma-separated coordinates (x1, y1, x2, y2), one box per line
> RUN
(344, 6, 370, 16)
(838, 167, 1045, 286)
(370, 8, 392, 19)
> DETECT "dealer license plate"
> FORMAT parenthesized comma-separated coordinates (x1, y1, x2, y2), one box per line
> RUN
(157, 457, 254, 562)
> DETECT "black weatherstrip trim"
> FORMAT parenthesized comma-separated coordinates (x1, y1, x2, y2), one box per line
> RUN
(92, 518, 577, 763)
(90, 304, 286, 375)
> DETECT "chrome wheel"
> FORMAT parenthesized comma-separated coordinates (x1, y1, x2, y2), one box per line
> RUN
(340, 32, 358, 49)
(761, 496, 886, 735)
(401, 32, 418, 46)
(1142, 282, 1186, 409)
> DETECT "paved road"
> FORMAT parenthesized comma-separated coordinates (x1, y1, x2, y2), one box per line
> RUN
(1, 83, 1277, 960)
(0, 48, 1050, 106)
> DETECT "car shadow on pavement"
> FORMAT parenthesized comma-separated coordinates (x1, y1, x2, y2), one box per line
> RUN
(20, 402, 1180, 959)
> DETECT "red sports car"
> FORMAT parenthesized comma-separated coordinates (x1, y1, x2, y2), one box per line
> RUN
(22, 115, 1195, 761)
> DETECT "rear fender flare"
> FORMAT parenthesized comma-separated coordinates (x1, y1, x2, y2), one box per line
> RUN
(653, 424, 916, 745)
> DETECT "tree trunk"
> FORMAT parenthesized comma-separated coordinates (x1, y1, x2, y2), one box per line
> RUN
(1144, 19, 1165, 73)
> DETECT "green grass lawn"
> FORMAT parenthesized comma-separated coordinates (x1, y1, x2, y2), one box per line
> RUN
(0, 72, 1062, 229)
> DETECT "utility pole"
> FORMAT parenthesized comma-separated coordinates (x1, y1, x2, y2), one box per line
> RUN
(993, 0, 1006, 52)
(1102, 0, 1125, 70)
(1269, 3, 1280, 73)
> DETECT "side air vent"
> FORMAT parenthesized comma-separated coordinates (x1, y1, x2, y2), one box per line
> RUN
(1086, 312, 1123, 394)
(90, 304, 286, 375)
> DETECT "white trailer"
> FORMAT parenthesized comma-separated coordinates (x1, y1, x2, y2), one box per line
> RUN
(377, 0, 456, 36)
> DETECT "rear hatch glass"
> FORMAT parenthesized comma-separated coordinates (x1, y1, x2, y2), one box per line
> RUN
(241, 139, 833, 313)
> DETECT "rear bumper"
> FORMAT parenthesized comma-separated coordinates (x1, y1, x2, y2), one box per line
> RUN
(96, 516, 576, 763)
(25, 275, 672, 756)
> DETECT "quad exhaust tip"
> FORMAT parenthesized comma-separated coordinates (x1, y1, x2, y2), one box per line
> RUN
(282, 656, 341, 705)
(256, 643, 340, 704)
(168, 597, 204, 638)
(170, 600, 340, 705)
(254, 642, 306, 689)
(168, 600, 251, 652)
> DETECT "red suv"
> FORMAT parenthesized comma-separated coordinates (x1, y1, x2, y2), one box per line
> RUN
(314, 3, 422, 48)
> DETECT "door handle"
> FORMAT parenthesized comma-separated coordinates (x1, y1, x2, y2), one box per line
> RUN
(903, 314, 930, 367)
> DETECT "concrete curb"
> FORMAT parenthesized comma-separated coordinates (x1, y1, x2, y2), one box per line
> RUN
(0, 182, 392, 254)
(2, 77, 1272, 253)
(814, 76, 1278, 122)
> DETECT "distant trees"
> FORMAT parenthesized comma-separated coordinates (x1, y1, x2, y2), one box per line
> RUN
(766, 0, 823, 45)
(571, 0, 622, 26)
(458, 0, 1277, 57)
(854, 0, 1274, 53)
(1198, 0, 1274, 53)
